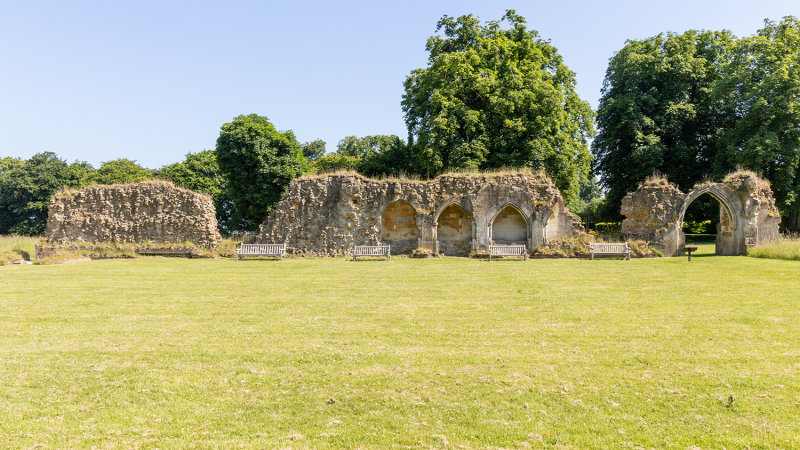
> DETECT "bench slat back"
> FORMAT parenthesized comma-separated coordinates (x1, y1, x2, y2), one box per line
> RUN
(240, 243, 285, 254)
(590, 243, 629, 253)
(488, 244, 526, 256)
(353, 245, 390, 256)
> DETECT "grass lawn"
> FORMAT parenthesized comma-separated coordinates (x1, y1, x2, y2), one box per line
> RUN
(1, 250, 799, 447)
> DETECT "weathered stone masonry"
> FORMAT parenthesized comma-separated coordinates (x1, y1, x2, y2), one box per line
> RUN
(46, 181, 221, 248)
(258, 173, 584, 256)
(621, 172, 780, 256)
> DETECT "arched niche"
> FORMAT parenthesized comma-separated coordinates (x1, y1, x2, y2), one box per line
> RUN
(678, 187, 738, 256)
(490, 204, 528, 244)
(436, 203, 473, 256)
(381, 200, 420, 250)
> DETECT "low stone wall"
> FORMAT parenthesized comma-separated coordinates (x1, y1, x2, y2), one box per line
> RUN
(621, 172, 781, 256)
(259, 172, 584, 256)
(46, 181, 221, 248)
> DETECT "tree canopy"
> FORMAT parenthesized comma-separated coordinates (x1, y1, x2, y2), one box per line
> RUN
(215, 114, 308, 229)
(0, 152, 93, 235)
(593, 17, 800, 227)
(309, 135, 412, 178)
(402, 10, 595, 201)
(92, 159, 153, 185)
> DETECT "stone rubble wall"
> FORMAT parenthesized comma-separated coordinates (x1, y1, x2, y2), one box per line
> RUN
(46, 181, 221, 248)
(258, 173, 584, 256)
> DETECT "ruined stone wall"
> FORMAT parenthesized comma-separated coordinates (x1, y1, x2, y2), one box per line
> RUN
(258, 173, 583, 256)
(621, 172, 781, 256)
(46, 181, 221, 248)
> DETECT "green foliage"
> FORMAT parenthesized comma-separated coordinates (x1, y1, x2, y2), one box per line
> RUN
(683, 220, 712, 234)
(215, 114, 308, 229)
(594, 18, 800, 227)
(158, 150, 223, 195)
(311, 153, 361, 173)
(402, 10, 595, 201)
(310, 135, 413, 177)
(301, 139, 326, 163)
(593, 30, 734, 216)
(0, 152, 93, 235)
(594, 222, 622, 236)
(92, 159, 153, 185)
(0, 157, 23, 174)
(713, 18, 800, 219)
(157, 150, 247, 235)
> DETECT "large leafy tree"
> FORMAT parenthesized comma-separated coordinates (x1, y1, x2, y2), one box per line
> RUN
(215, 114, 308, 228)
(402, 10, 595, 201)
(158, 150, 246, 235)
(592, 30, 734, 215)
(0, 152, 93, 235)
(714, 18, 800, 228)
(594, 18, 800, 227)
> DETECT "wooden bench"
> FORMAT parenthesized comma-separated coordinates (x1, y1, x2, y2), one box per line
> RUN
(353, 245, 390, 261)
(589, 242, 630, 260)
(488, 244, 527, 260)
(236, 243, 286, 260)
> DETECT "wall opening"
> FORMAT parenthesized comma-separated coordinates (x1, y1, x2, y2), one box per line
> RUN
(381, 200, 419, 251)
(491, 204, 527, 244)
(680, 192, 735, 256)
(436, 203, 473, 256)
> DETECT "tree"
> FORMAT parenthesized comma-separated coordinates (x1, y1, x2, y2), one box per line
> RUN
(593, 18, 800, 228)
(592, 30, 734, 218)
(714, 17, 800, 228)
(157, 150, 246, 234)
(309, 135, 413, 177)
(402, 10, 595, 201)
(215, 114, 308, 228)
(92, 158, 153, 185)
(0, 152, 92, 235)
(301, 139, 326, 163)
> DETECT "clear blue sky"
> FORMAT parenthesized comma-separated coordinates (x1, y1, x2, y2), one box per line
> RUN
(1, 0, 797, 168)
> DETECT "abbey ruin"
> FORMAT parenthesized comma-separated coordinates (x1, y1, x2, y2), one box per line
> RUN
(45, 181, 221, 248)
(258, 173, 585, 256)
(621, 172, 780, 256)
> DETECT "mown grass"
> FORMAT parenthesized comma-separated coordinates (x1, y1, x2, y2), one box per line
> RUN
(1, 254, 799, 447)
(0, 235, 38, 265)
(748, 234, 800, 261)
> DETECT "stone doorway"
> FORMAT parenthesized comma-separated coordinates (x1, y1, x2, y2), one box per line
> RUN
(678, 189, 737, 256)
(436, 203, 473, 256)
(491, 204, 528, 244)
(381, 200, 420, 253)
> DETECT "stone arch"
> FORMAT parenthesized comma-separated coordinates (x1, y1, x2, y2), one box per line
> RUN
(621, 173, 781, 257)
(677, 185, 739, 256)
(381, 199, 420, 253)
(490, 203, 529, 244)
(435, 201, 474, 256)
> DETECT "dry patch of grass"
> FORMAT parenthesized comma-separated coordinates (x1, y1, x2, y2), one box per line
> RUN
(748, 234, 800, 261)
